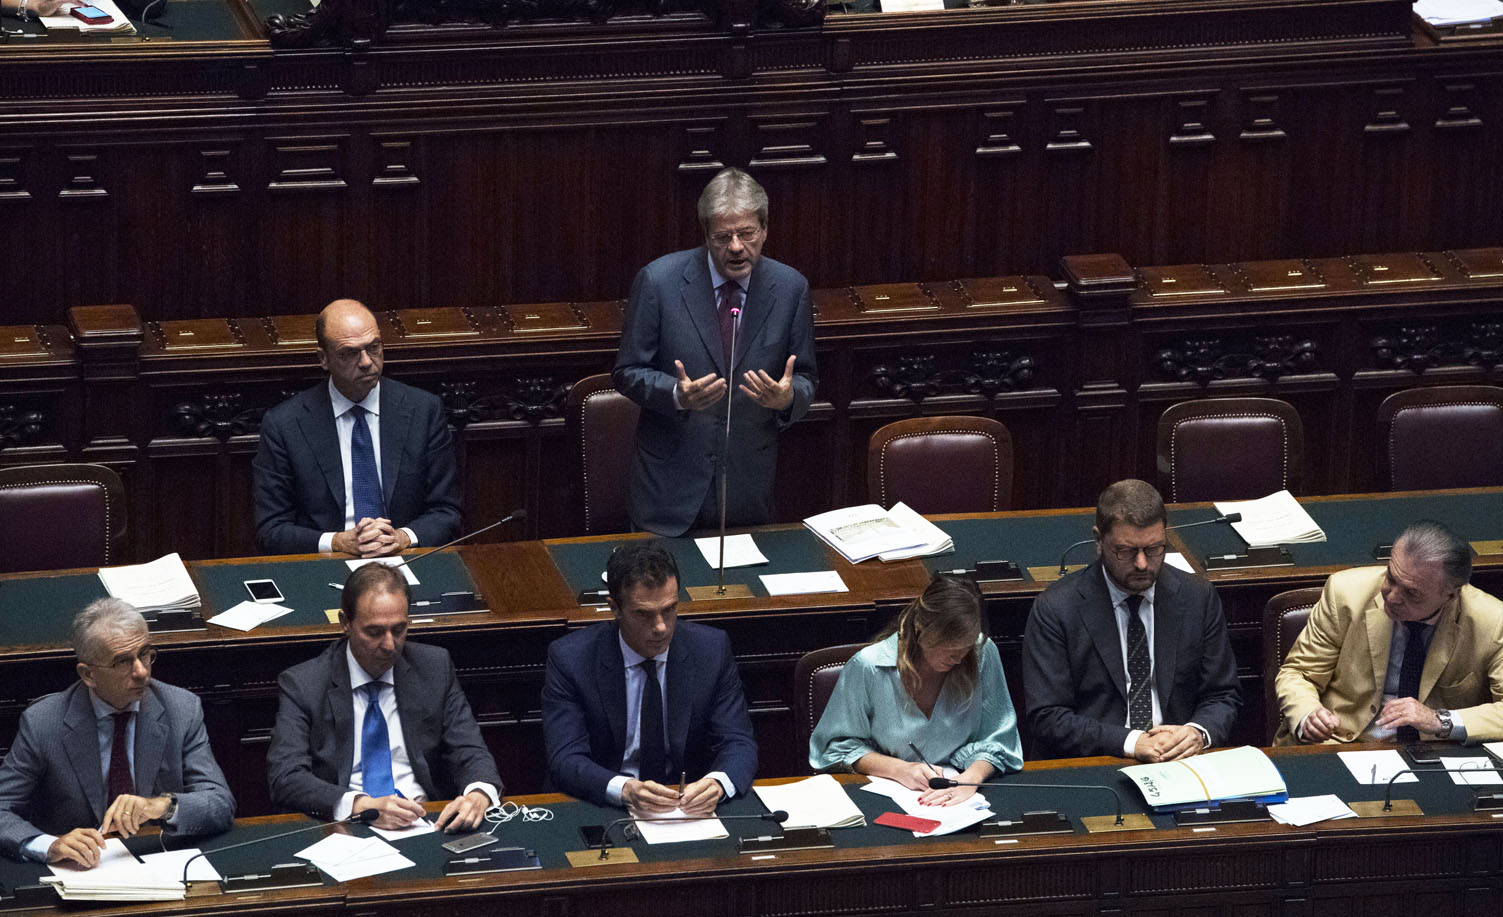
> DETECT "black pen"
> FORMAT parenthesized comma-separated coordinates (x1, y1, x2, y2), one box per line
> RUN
(908, 742, 937, 777)
(678, 770, 686, 805)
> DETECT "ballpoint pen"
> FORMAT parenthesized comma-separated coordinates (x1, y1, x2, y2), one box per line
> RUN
(678, 770, 686, 805)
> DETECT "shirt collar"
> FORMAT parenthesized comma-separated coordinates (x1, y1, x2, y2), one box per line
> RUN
(346, 644, 394, 692)
(618, 632, 669, 667)
(89, 690, 141, 719)
(706, 252, 745, 296)
(1102, 565, 1156, 610)
(328, 378, 381, 419)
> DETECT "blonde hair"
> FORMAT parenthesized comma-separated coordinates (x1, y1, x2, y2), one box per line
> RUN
(878, 573, 984, 707)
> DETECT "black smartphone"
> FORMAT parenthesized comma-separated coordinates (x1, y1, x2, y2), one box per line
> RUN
(1401, 743, 1442, 768)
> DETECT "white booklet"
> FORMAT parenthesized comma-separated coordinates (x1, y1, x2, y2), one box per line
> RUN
(1119, 746, 1287, 808)
(98, 553, 201, 613)
(754, 774, 866, 829)
(877, 503, 954, 562)
(803, 504, 925, 564)
(1214, 490, 1326, 548)
(627, 807, 729, 844)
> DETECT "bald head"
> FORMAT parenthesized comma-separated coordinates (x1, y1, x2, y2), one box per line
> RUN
(316, 299, 384, 402)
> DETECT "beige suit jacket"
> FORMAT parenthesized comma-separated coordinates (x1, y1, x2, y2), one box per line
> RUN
(1274, 565, 1503, 745)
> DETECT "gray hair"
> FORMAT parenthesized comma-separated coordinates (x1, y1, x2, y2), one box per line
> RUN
(71, 597, 147, 663)
(697, 168, 769, 234)
(1395, 520, 1472, 587)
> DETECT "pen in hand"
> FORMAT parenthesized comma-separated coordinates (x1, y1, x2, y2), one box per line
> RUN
(908, 742, 937, 777)
(678, 770, 686, 806)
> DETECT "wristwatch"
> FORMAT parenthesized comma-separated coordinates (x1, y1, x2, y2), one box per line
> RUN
(1435, 708, 1454, 739)
(159, 792, 179, 822)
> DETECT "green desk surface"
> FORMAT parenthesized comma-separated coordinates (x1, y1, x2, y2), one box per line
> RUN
(0, 573, 108, 646)
(1174, 491, 1503, 569)
(548, 529, 845, 599)
(920, 513, 1096, 579)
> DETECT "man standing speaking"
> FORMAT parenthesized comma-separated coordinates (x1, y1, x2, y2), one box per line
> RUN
(613, 168, 818, 536)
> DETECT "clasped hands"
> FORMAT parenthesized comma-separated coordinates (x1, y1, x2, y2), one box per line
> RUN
(47, 793, 171, 867)
(352, 789, 491, 832)
(1131, 724, 1205, 763)
(332, 517, 411, 558)
(674, 356, 797, 413)
(622, 776, 722, 815)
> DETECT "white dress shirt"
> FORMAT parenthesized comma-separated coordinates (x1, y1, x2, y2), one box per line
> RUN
(1102, 568, 1210, 756)
(317, 379, 418, 553)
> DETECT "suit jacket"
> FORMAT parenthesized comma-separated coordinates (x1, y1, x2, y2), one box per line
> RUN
(1274, 565, 1503, 744)
(613, 248, 818, 536)
(0, 681, 234, 860)
(266, 640, 503, 818)
(253, 378, 462, 554)
(1022, 561, 1242, 758)
(541, 620, 758, 807)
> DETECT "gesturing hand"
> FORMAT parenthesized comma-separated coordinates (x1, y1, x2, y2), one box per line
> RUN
(739, 355, 797, 411)
(675, 360, 727, 412)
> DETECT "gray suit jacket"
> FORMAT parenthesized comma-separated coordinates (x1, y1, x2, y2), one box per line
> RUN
(253, 377, 462, 554)
(0, 681, 234, 860)
(613, 248, 817, 536)
(266, 640, 503, 818)
(1022, 561, 1242, 759)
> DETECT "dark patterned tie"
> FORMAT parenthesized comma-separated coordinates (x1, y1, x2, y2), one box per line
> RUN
(639, 659, 667, 784)
(1125, 594, 1153, 731)
(349, 405, 384, 522)
(107, 712, 133, 803)
(716, 282, 740, 370)
(1396, 621, 1428, 744)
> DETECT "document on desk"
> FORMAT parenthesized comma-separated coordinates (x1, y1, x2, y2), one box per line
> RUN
(760, 571, 848, 596)
(1337, 749, 1417, 785)
(860, 774, 993, 836)
(754, 774, 866, 829)
(347, 557, 421, 585)
(627, 807, 729, 844)
(804, 504, 926, 563)
(1214, 490, 1326, 547)
(1164, 552, 1195, 573)
(371, 817, 436, 841)
(876, 503, 954, 562)
(208, 600, 295, 632)
(139, 848, 223, 884)
(98, 553, 201, 613)
(296, 833, 415, 882)
(1414, 0, 1503, 25)
(1267, 795, 1357, 826)
(43, 838, 185, 901)
(1120, 746, 1287, 807)
(694, 534, 769, 568)
(1444, 757, 1503, 785)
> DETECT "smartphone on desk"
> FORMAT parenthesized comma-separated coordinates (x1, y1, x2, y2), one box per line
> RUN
(244, 578, 285, 604)
(71, 5, 114, 23)
(1401, 743, 1443, 768)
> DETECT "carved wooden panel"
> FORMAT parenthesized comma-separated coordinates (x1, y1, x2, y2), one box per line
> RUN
(267, 137, 349, 193)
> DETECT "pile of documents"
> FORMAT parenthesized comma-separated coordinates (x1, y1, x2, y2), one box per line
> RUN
(37, 0, 135, 33)
(1119, 746, 1287, 809)
(804, 502, 952, 564)
(1414, 0, 1503, 26)
(39, 839, 209, 902)
(626, 808, 729, 845)
(753, 774, 867, 829)
(1266, 795, 1357, 826)
(97, 553, 201, 615)
(860, 773, 992, 836)
(296, 833, 414, 882)
(1214, 490, 1326, 548)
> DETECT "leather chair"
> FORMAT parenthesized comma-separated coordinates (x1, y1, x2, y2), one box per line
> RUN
(0, 463, 127, 573)
(1377, 385, 1503, 491)
(792, 643, 865, 767)
(1157, 397, 1304, 503)
(564, 374, 640, 536)
(1261, 587, 1322, 743)
(867, 416, 1013, 513)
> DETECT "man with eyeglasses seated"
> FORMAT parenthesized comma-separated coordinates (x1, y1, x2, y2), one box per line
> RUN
(1022, 479, 1241, 763)
(1275, 520, 1503, 746)
(253, 297, 460, 557)
(613, 167, 818, 536)
(0, 598, 234, 866)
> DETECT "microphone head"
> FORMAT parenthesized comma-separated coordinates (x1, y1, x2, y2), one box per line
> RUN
(767, 810, 789, 823)
(509, 508, 528, 520)
(927, 777, 956, 790)
(730, 307, 742, 317)
(353, 808, 381, 824)
(1221, 512, 1242, 523)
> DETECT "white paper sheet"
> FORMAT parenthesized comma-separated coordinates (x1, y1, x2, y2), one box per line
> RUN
(753, 774, 866, 829)
(1164, 552, 1194, 573)
(860, 773, 993, 836)
(47, 838, 139, 879)
(694, 534, 769, 568)
(371, 818, 436, 841)
(139, 848, 222, 884)
(627, 808, 729, 844)
(297, 833, 414, 881)
(208, 600, 294, 632)
(1414, 0, 1503, 25)
(1337, 749, 1417, 785)
(346, 557, 420, 585)
(1444, 757, 1503, 785)
(1266, 794, 1357, 826)
(760, 571, 848, 596)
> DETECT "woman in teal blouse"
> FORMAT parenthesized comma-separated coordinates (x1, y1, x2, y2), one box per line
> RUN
(809, 573, 1022, 806)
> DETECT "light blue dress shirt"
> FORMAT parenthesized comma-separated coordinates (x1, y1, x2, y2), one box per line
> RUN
(808, 633, 1023, 775)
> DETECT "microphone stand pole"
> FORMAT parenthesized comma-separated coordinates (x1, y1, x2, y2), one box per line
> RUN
(689, 303, 752, 602)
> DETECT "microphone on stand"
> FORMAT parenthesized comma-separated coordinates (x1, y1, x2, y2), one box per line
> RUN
(386, 508, 528, 572)
(594, 809, 788, 859)
(1055, 512, 1242, 576)
(927, 776, 1126, 827)
(714, 305, 742, 598)
(180, 808, 380, 887)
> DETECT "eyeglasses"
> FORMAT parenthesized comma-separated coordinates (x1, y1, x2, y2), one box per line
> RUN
(89, 646, 157, 673)
(1106, 544, 1167, 562)
(708, 227, 762, 247)
(329, 341, 383, 362)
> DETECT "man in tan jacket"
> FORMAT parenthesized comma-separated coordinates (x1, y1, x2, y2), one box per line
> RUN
(1275, 520, 1503, 745)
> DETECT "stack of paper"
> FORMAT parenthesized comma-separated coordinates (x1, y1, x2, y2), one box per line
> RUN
(98, 553, 201, 614)
(1120, 746, 1287, 809)
(1266, 795, 1357, 826)
(295, 833, 414, 882)
(877, 503, 954, 562)
(208, 600, 294, 632)
(803, 504, 926, 564)
(860, 773, 992, 836)
(41, 839, 184, 902)
(1414, 0, 1503, 26)
(627, 808, 729, 844)
(754, 774, 866, 829)
(37, 0, 136, 33)
(1214, 491, 1326, 548)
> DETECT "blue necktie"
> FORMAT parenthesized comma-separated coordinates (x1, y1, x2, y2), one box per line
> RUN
(349, 405, 384, 522)
(361, 682, 395, 798)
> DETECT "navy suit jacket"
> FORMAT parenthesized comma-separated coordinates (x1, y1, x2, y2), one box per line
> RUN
(541, 620, 758, 807)
(613, 248, 817, 536)
(1021, 561, 1242, 759)
(253, 378, 461, 554)
(266, 640, 503, 818)
(0, 681, 235, 860)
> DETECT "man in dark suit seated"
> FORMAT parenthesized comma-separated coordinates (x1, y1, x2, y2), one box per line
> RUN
(542, 542, 758, 813)
(1022, 479, 1241, 762)
(0, 598, 234, 865)
(267, 563, 502, 831)
(613, 167, 818, 536)
(253, 298, 461, 557)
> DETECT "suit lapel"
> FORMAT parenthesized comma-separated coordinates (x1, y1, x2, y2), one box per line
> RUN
(298, 384, 346, 515)
(132, 688, 167, 798)
(665, 633, 691, 775)
(378, 382, 406, 509)
(329, 646, 355, 789)
(679, 252, 728, 377)
(62, 686, 108, 823)
(391, 651, 432, 794)
(1079, 566, 1130, 703)
(1152, 575, 1181, 705)
(596, 627, 629, 765)
(1363, 593, 1393, 703)
(1420, 594, 1463, 701)
(735, 260, 776, 373)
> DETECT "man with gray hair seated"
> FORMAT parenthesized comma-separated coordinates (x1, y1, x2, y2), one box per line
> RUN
(1276, 520, 1503, 744)
(0, 599, 234, 866)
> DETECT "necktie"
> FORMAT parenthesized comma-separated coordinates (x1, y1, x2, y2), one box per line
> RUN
(1396, 621, 1428, 743)
(107, 712, 133, 803)
(638, 659, 668, 784)
(349, 405, 384, 522)
(361, 682, 396, 798)
(1125, 594, 1153, 731)
(716, 282, 740, 370)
